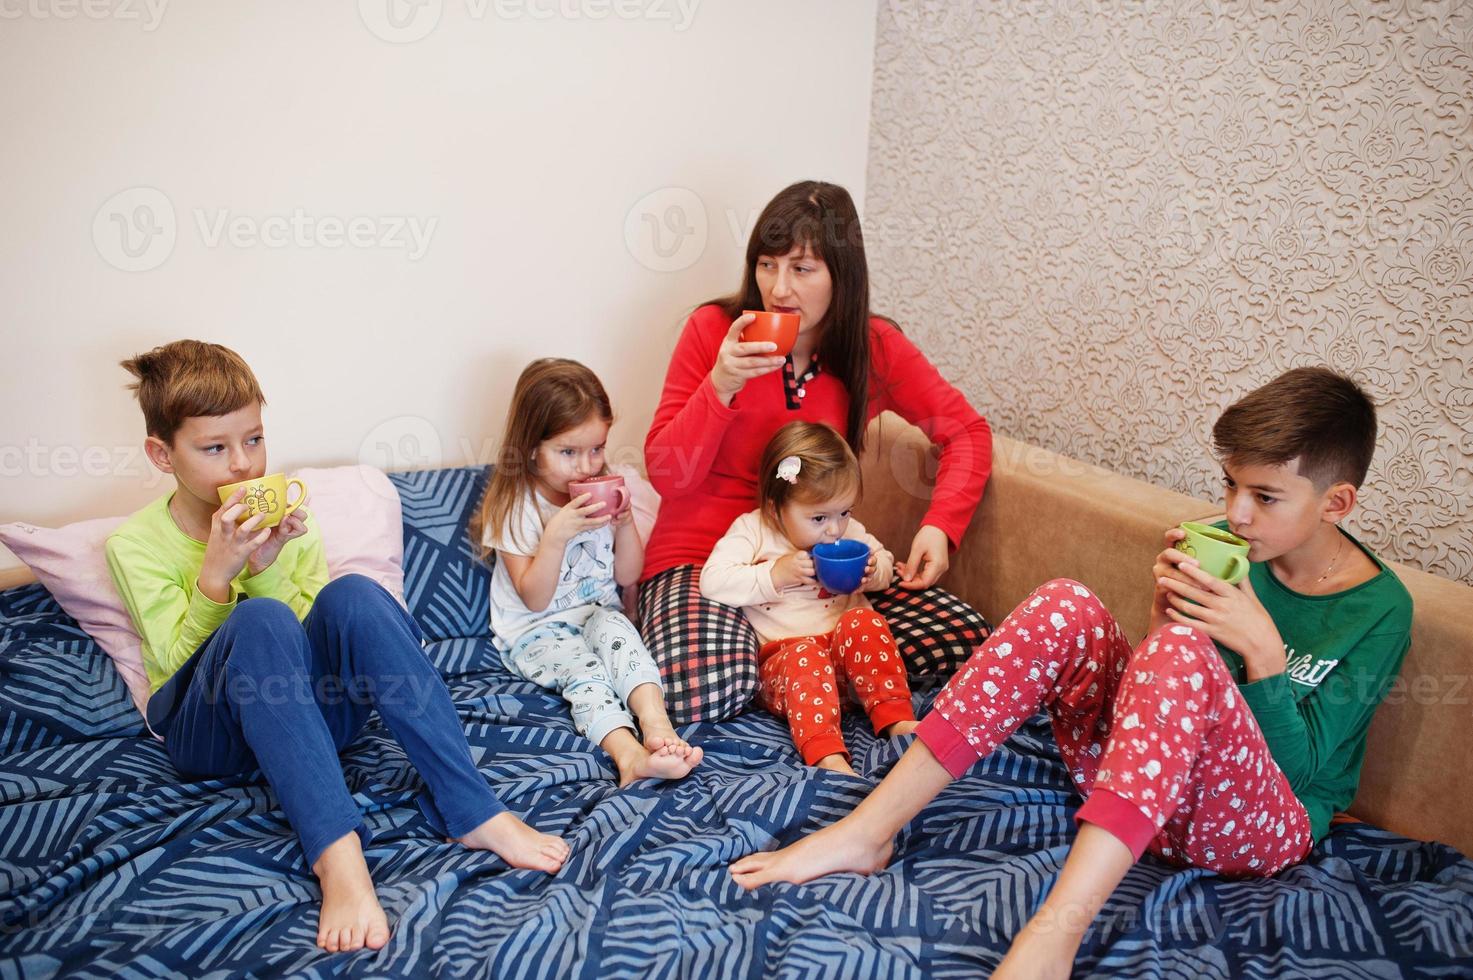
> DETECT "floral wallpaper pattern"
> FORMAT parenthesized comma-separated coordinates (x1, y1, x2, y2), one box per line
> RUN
(865, 0, 1473, 584)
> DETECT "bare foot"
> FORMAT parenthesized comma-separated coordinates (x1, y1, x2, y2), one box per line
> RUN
(615, 743, 699, 787)
(814, 752, 857, 776)
(640, 721, 699, 760)
(455, 811, 570, 874)
(629, 684, 702, 767)
(312, 833, 391, 953)
(882, 720, 919, 737)
(729, 816, 894, 890)
(992, 915, 1080, 980)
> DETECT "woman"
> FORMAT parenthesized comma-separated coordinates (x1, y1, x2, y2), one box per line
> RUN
(639, 180, 994, 724)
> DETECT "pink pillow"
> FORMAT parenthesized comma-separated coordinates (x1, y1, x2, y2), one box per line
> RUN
(294, 464, 405, 604)
(0, 464, 406, 727)
(0, 516, 143, 712)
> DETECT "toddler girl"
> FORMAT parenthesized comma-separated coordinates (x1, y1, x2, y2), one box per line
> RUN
(700, 421, 917, 774)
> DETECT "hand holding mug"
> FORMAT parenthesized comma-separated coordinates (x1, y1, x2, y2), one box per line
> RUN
(773, 550, 817, 590)
(199, 486, 271, 603)
(861, 552, 891, 592)
(567, 475, 629, 518)
(711, 314, 787, 404)
(1149, 526, 1192, 632)
(248, 500, 312, 577)
(216, 473, 306, 528)
(545, 493, 610, 545)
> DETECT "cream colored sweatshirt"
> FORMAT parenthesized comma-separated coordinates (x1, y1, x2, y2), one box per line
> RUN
(698, 509, 894, 646)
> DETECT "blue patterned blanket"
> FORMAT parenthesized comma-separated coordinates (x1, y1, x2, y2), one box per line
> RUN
(2, 466, 1471, 977)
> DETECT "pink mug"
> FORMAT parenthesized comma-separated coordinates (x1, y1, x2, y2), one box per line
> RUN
(568, 474, 630, 517)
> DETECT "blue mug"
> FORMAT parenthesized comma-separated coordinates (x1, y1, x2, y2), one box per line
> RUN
(811, 539, 871, 594)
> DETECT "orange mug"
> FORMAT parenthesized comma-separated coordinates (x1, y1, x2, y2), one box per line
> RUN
(740, 310, 800, 357)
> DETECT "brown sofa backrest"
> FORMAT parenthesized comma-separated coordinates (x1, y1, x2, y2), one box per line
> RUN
(859, 413, 1473, 855)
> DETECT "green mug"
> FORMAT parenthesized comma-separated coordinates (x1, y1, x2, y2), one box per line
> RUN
(1177, 522, 1250, 584)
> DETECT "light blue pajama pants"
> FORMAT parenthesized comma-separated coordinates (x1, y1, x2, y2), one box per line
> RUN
(505, 606, 664, 746)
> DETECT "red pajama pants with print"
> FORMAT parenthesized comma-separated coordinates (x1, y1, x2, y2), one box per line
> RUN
(916, 579, 1313, 876)
(758, 608, 916, 765)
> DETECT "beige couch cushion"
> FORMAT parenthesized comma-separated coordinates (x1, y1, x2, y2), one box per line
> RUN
(858, 413, 1472, 856)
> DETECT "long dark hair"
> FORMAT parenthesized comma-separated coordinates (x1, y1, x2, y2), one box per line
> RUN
(708, 181, 874, 452)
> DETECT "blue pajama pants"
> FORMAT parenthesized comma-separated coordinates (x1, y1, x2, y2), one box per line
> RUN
(146, 574, 505, 866)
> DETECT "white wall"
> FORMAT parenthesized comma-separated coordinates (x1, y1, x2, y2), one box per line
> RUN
(0, 0, 878, 570)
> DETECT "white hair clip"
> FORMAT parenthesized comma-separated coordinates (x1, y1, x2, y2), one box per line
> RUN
(776, 455, 802, 484)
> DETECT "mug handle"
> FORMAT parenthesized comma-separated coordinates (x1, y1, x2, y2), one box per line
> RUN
(1224, 554, 1249, 585)
(282, 478, 307, 519)
(613, 487, 631, 515)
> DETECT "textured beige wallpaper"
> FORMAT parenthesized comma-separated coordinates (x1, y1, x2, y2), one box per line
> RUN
(865, 0, 1473, 584)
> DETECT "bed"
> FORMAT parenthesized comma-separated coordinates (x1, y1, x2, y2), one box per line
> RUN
(3, 465, 1471, 977)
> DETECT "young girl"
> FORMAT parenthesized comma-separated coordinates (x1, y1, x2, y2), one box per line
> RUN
(473, 358, 702, 786)
(700, 422, 919, 775)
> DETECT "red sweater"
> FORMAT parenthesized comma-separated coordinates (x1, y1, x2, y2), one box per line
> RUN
(641, 304, 992, 581)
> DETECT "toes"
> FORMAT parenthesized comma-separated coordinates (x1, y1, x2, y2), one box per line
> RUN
(730, 870, 762, 891)
(322, 928, 339, 953)
(730, 854, 762, 874)
(346, 924, 364, 951)
(367, 923, 390, 949)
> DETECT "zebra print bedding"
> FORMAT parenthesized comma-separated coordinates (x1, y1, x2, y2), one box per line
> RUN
(1, 465, 1470, 977)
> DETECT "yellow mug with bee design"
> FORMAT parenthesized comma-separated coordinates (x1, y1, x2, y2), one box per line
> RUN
(217, 473, 307, 528)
